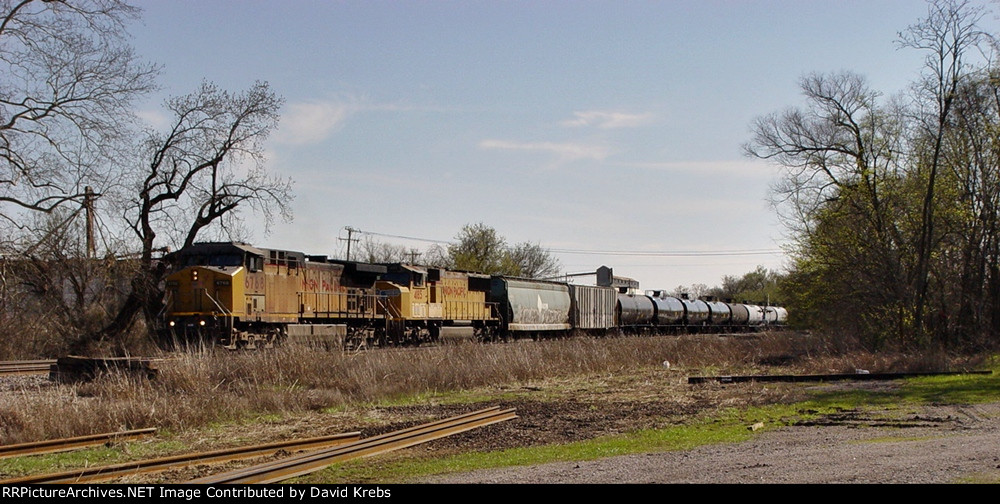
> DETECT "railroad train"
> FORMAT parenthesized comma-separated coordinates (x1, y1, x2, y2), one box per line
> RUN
(162, 241, 788, 348)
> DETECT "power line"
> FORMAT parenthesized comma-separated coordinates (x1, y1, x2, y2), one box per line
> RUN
(356, 229, 454, 245)
(353, 228, 785, 258)
(548, 248, 784, 257)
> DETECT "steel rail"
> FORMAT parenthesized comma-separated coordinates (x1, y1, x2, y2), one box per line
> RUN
(0, 431, 362, 484)
(688, 370, 994, 384)
(0, 359, 55, 376)
(190, 406, 518, 484)
(0, 428, 157, 459)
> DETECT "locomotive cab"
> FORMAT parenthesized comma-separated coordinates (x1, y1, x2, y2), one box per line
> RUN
(375, 265, 498, 344)
(163, 242, 266, 345)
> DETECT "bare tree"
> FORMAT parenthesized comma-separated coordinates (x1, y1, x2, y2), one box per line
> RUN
(0, 0, 157, 233)
(897, 0, 990, 339)
(746, 72, 913, 344)
(506, 241, 561, 278)
(94, 81, 290, 348)
(356, 236, 412, 263)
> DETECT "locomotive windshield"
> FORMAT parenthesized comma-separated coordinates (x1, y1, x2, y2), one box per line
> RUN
(180, 253, 244, 267)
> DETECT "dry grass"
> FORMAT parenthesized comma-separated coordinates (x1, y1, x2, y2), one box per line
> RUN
(0, 331, 986, 444)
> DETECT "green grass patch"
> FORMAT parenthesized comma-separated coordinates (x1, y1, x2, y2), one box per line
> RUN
(899, 372, 1000, 405)
(296, 365, 1000, 483)
(0, 439, 184, 477)
(955, 471, 1000, 484)
(294, 403, 832, 484)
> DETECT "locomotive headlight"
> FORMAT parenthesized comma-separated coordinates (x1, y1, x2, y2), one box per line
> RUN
(192, 270, 199, 281)
(169, 320, 175, 327)
(199, 320, 206, 326)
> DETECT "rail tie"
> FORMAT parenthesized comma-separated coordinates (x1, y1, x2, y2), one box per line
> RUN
(190, 406, 518, 484)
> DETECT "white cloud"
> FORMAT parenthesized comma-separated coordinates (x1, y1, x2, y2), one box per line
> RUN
(561, 110, 655, 129)
(274, 100, 357, 145)
(479, 139, 610, 163)
(622, 159, 781, 176)
(136, 108, 171, 130)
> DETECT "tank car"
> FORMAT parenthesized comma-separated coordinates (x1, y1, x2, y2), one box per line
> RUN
(726, 302, 750, 330)
(615, 289, 655, 332)
(678, 294, 710, 330)
(704, 298, 732, 327)
(645, 290, 685, 329)
(744, 304, 766, 328)
(763, 306, 788, 327)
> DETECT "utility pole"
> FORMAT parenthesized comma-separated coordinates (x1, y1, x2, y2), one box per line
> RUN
(409, 249, 419, 264)
(340, 226, 360, 261)
(84, 186, 96, 259)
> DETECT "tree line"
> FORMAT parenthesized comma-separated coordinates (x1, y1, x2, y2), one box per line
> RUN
(747, 0, 999, 348)
(351, 222, 561, 279)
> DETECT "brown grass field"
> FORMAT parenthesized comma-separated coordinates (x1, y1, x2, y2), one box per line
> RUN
(0, 331, 981, 447)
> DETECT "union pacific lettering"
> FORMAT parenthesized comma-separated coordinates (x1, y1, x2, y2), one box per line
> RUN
(300, 278, 337, 292)
(440, 278, 468, 297)
(441, 285, 468, 296)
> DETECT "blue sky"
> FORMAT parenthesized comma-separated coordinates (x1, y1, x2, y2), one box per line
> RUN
(126, 0, 992, 290)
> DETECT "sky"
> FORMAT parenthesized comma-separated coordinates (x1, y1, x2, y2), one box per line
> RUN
(125, 0, 997, 290)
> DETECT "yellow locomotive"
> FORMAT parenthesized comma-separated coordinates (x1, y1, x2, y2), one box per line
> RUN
(376, 264, 498, 342)
(163, 242, 499, 348)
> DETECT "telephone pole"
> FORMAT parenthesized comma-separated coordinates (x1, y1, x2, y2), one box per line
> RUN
(84, 186, 96, 259)
(340, 226, 360, 261)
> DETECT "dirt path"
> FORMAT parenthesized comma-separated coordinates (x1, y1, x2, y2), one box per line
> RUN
(425, 402, 1000, 484)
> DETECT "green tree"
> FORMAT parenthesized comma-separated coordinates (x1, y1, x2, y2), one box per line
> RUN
(447, 223, 560, 278)
(448, 222, 508, 274)
(746, 1, 999, 348)
(746, 71, 912, 344)
(719, 265, 784, 305)
(898, 0, 990, 340)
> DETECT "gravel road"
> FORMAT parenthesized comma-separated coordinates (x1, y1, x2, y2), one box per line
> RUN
(425, 402, 1000, 484)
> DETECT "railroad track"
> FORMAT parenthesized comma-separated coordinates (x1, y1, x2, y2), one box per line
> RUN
(0, 432, 362, 484)
(0, 359, 55, 376)
(191, 406, 518, 484)
(0, 428, 157, 459)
